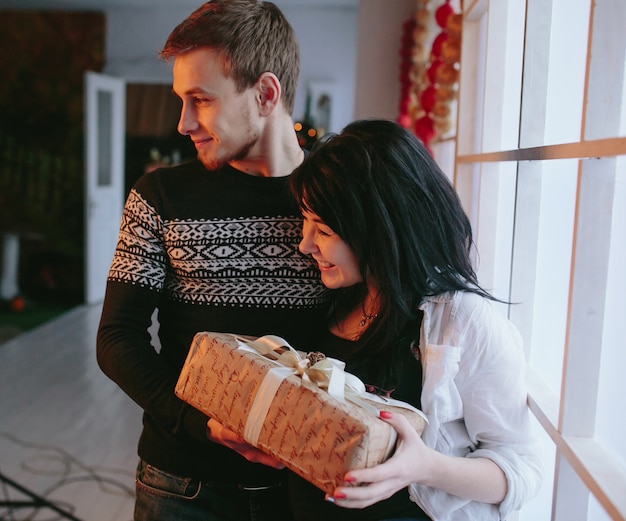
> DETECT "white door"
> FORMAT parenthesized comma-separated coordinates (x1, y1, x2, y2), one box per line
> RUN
(84, 71, 126, 304)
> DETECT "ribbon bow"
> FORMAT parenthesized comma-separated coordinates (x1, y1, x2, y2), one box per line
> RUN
(234, 334, 427, 447)
(235, 334, 358, 402)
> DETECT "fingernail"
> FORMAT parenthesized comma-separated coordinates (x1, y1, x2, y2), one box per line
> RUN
(344, 474, 356, 483)
(380, 410, 393, 419)
(334, 492, 346, 499)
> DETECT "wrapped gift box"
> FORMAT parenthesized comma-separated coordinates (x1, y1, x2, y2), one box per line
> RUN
(175, 331, 427, 494)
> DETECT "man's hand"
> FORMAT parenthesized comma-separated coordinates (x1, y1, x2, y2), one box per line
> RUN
(207, 418, 285, 469)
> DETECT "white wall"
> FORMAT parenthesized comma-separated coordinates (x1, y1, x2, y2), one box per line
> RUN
(285, 5, 358, 133)
(354, 0, 415, 121)
(103, 7, 182, 82)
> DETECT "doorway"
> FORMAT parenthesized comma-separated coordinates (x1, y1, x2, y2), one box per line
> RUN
(85, 79, 194, 305)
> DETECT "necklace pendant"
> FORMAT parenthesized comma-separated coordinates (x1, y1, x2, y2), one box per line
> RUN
(359, 312, 378, 327)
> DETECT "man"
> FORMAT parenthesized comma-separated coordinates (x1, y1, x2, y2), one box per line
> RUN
(96, 2, 328, 520)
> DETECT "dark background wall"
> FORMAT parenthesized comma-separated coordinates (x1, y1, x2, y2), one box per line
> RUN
(0, 11, 105, 305)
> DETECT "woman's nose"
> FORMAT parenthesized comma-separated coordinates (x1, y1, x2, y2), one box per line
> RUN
(299, 226, 315, 255)
(298, 235, 310, 255)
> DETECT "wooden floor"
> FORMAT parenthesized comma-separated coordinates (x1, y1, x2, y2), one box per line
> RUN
(0, 303, 141, 521)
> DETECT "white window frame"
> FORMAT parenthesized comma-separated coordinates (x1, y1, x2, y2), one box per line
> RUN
(443, 0, 626, 519)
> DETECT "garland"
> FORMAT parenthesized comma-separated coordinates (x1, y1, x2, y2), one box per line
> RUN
(398, 1, 462, 148)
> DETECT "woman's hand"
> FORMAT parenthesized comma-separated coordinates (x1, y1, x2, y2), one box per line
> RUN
(327, 410, 436, 509)
(207, 418, 285, 469)
(328, 410, 508, 508)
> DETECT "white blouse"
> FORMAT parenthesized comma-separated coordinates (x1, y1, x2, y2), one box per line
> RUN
(409, 291, 543, 520)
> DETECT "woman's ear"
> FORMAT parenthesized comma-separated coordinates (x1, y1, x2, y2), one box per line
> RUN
(256, 72, 281, 115)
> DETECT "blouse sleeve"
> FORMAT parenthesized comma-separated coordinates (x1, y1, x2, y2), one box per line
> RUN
(412, 292, 543, 520)
(454, 293, 543, 516)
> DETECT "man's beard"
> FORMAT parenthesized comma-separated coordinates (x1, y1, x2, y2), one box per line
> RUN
(197, 133, 259, 172)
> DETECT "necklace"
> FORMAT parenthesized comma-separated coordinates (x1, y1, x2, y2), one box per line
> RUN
(359, 311, 378, 327)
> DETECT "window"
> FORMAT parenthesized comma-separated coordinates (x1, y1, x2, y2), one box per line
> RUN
(435, 0, 626, 519)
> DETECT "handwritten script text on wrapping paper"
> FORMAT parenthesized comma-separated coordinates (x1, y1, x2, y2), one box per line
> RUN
(177, 332, 426, 493)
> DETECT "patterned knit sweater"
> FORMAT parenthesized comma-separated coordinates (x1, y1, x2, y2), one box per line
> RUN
(97, 160, 328, 484)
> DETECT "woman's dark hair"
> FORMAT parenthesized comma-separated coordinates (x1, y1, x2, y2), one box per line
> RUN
(290, 118, 495, 388)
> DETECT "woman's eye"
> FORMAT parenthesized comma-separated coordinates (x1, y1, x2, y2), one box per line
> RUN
(317, 227, 333, 237)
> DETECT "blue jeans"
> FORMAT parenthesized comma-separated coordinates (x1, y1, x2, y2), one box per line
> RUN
(134, 460, 294, 521)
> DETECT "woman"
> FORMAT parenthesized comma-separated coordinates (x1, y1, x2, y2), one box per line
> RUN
(287, 119, 542, 521)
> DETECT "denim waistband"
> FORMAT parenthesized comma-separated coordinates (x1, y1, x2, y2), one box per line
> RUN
(137, 459, 283, 495)
(236, 482, 283, 492)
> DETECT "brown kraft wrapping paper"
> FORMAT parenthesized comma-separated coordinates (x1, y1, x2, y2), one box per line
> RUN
(175, 331, 427, 494)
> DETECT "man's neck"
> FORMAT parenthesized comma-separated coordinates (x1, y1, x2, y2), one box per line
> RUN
(230, 117, 305, 178)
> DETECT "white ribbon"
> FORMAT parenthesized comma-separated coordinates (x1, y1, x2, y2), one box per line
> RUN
(235, 334, 427, 447)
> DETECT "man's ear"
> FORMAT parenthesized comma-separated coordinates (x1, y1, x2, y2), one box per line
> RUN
(256, 72, 281, 115)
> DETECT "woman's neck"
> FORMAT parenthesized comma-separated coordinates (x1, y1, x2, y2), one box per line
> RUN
(330, 291, 380, 341)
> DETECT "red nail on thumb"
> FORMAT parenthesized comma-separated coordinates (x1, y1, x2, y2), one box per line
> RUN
(380, 410, 393, 419)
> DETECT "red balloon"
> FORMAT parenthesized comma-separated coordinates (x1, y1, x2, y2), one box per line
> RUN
(435, 2, 454, 28)
(431, 32, 449, 58)
(414, 115, 435, 144)
(427, 59, 443, 83)
(398, 113, 412, 128)
(420, 85, 437, 112)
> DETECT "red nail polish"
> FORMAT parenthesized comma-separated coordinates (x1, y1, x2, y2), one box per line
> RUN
(380, 410, 393, 419)
(344, 475, 356, 483)
(334, 492, 346, 499)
